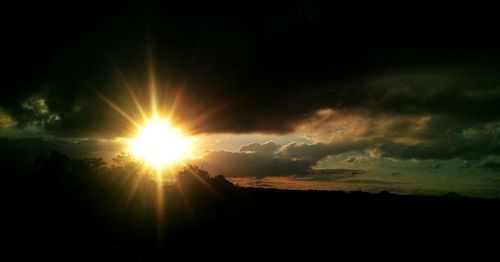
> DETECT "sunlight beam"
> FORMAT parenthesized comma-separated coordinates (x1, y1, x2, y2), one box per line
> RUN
(94, 91, 142, 128)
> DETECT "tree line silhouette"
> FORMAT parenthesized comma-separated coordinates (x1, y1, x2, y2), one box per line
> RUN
(3, 150, 500, 261)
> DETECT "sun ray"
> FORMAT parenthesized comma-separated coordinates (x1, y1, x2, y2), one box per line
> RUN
(155, 169, 165, 236)
(125, 164, 150, 206)
(112, 67, 149, 122)
(147, 46, 158, 119)
(175, 181, 195, 219)
(94, 91, 142, 129)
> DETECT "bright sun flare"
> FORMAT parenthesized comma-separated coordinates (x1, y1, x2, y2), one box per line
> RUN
(129, 118, 191, 170)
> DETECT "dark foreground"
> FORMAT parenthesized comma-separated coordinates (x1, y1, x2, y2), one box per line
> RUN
(3, 152, 500, 261)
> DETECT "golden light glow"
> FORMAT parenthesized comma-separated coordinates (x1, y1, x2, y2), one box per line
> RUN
(94, 53, 210, 228)
(129, 118, 191, 170)
(95, 51, 206, 184)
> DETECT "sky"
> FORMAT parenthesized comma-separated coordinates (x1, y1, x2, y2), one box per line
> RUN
(2, 0, 500, 197)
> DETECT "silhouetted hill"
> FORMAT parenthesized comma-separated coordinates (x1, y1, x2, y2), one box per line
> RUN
(2, 152, 499, 261)
(443, 191, 465, 198)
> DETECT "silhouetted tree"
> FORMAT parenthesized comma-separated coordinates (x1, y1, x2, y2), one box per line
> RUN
(177, 165, 210, 184)
(176, 165, 233, 191)
(111, 151, 139, 170)
(34, 150, 71, 184)
(4, 148, 500, 262)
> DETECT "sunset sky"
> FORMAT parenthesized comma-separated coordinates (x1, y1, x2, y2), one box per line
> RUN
(2, 1, 500, 197)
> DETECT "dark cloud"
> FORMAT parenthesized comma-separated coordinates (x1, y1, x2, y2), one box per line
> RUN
(296, 169, 367, 181)
(342, 156, 364, 164)
(308, 168, 366, 176)
(239, 142, 281, 155)
(378, 138, 500, 161)
(276, 130, 500, 161)
(200, 115, 500, 171)
(479, 162, 500, 172)
(340, 179, 400, 186)
(3, 1, 500, 138)
(459, 161, 472, 169)
(196, 142, 368, 178)
(434, 163, 443, 170)
(277, 141, 370, 162)
(195, 150, 313, 177)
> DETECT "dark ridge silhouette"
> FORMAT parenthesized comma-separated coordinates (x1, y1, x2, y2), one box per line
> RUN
(443, 191, 465, 198)
(3, 151, 500, 261)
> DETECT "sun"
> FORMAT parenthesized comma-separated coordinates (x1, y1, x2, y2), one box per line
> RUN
(129, 118, 191, 170)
